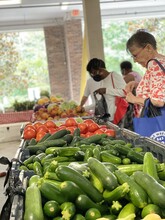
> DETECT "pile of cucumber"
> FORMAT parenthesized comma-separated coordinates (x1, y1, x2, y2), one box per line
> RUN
(20, 128, 165, 220)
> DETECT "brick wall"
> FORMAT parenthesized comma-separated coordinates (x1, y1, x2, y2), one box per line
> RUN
(44, 19, 82, 103)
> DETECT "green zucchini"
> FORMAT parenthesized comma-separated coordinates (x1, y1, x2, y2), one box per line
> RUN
(84, 148, 93, 162)
(28, 174, 40, 187)
(100, 151, 122, 164)
(133, 171, 165, 209)
(117, 203, 136, 220)
(73, 214, 85, 220)
(60, 181, 85, 202)
(39, 181, 66, 204)
(75, 194, 108, 214)
(88, 157, 118, 191)
(85, 208, 101, 220)
(24, 185, 44, 220)
(44, 171, 61, 181)
(55, 165, 103, 203)
(46, 129, 69, 141)
(93, 147, 101, 161)
(117, 164, 143, 176)
(33, 152, 46, 163)
(141, 204, 162, 218)
(43, 200, 60, 218)
(23, 155, 36, 166)
(110, 201, 122, 215)
(33, 161, 43, 177)
(56, 146, 80, 157)
(103, 182, 130, 203)
(89, 169, 104, 193)
(61, 202, 76, 220)
(38, 132, 51, 143)
(62, 134, 73, 145)
(143, 152, 159, 180)
(127, 150, 144, 164)
(114, 170, 148, 208)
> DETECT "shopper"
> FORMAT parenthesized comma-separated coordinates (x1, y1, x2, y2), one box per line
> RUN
(125, 30, 165, 112)
(120, 60, 142, 84)
(77, 60, 103, 113)
(84, 58, 126, 121)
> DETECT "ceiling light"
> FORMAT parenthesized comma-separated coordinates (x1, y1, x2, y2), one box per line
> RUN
(0, 0, 21, 6)
(61, 2, 68, 11)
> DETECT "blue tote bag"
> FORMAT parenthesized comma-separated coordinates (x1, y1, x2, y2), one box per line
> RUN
(133, 99, 165, 143)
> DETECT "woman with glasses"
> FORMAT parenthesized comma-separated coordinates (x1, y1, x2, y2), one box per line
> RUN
(125, 30, 165, 113)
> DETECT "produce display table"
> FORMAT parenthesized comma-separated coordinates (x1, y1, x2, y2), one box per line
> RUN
(1, 120, 165, 220)
(0, 110, 33, 124)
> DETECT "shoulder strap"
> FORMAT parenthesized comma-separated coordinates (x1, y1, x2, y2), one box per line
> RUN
(111, 72, 115, 88)
(147, 59, 165, 73)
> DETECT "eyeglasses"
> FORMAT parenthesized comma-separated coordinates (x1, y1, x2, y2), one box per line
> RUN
(131, 45, 147, 59)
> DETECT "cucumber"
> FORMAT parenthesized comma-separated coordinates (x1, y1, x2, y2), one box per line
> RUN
(60, 181, 85, 202)
(28, 138, 37, 146)
(26, 145, 47, 155)
(36, 139, 67, 148)
(133, 171, 165, 209)
(114, 170, 148, 208)
(55, 165, 103, 203)
(39, 181, 66, 204)
(103, 182, 130, 203)
(46, 129, 69, 140)
(88, 157, 118, 191)
(100, 151, 122, 164)
(117, 203, 136, 220)
(24, 185, 44, 220)
(43, 200, 60, 218)
(75, 194, 108, 214)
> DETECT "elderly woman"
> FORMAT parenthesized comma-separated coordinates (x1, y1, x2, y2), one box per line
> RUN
(125, 30, 165, 113)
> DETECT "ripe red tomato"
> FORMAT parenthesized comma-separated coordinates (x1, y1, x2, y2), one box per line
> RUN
(37, 125, 49, 133)
(83, 119, 95, 126)
(44, 120, 57, 129)
(88, 123, 99, 132)
(24, 124, 36, 131)
(33, 122, 43, 130)
(66, 126, 76, 134)
(78, 123, 88, 134)
(94, 129, 104, 135)
(65, 118, 78, 127)
(105, 129, 116, 137)
(23, 129, 36, 140)
(48, 127, 57, 134)
(36, 131, 47, 142)
(85, 132, 94, 137)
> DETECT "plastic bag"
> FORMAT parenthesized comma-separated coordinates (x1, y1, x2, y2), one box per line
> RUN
(93, 92, 110, 120)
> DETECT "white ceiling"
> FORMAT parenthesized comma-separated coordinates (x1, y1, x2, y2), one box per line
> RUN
(1, 0, 165, 32)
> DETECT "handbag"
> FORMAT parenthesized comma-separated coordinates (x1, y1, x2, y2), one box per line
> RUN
(133, 99, 165, 143)
(111, 74, 129, 125)
(133, 58, 165, 143)
(93, 91, 110, 120)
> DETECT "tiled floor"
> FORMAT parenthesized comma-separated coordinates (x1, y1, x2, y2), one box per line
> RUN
(0, 139, 21, 213)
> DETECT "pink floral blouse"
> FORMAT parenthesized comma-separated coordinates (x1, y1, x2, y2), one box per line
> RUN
(136, 59, 165, 102)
